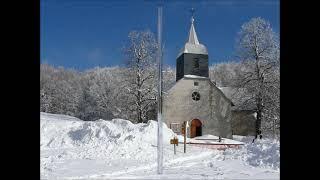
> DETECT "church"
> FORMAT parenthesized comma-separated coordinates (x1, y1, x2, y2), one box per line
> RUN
(163, 16, 235, 139)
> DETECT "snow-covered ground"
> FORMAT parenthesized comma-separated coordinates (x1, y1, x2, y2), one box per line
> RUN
(40, 112, 279, 179)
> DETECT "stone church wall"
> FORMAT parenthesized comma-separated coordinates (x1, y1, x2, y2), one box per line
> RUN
(205, 84, 233, 139)
(163, 78, 233, 139)
(231, 110, 256, 136)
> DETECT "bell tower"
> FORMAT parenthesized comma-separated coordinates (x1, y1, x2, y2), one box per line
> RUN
(176, 10, 209, 81)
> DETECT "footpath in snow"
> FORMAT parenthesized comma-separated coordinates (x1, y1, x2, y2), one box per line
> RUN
(40, 112, 279, 179)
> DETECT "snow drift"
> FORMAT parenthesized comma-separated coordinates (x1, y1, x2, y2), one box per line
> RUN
(41, 112, 279, 179)
(41, 112, 175, 160)
(224, 135, 280, 170)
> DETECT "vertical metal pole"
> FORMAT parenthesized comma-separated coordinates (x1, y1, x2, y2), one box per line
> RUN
(157, 5, 163, 175)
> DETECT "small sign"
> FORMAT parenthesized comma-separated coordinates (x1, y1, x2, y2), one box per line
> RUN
(181, 127, 185, 135)
(170, 138, 178, 145)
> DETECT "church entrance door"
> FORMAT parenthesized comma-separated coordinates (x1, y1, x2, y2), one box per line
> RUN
(190, 119, 202, 138)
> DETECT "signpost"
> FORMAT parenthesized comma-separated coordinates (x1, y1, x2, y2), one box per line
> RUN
(182, 121, 189, 153)
(170, 137, 178, 155)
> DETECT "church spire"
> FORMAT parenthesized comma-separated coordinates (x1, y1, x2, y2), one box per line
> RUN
(188, 11, 200, 45)
(177, 8, 208, 58)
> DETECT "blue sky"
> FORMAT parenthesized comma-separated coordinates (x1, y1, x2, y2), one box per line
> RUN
(41, 0, 279, 70)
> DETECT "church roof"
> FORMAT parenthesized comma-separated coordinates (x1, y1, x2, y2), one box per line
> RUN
(218, 87, 256, 111)
(177, 17, 208, 57)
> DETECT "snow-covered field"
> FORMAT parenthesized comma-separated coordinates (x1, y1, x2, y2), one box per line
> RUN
(40, 112, 279, 179)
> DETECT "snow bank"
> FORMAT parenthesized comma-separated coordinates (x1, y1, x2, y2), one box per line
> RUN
(41, 112, 279, 179)
(41, 112, 175, 160)
(223, 135, 280, 171)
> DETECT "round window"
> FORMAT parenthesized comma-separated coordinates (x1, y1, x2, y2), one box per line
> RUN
(192, 92, 200, 101)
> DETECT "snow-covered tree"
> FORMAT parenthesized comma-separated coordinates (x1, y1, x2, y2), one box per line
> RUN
(40, 64, 83, 116)
(163, 65, 176, 92)
(209, 62, 242, 87)
(40, 64, 55, 112)
(85, 66, 134, 120)
(261, 65, 280, 137)
(123, 30, 158, 123)
(234, 17, 280, 137)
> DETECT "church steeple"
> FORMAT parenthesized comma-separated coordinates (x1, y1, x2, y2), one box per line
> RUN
(177, 13, 208, 57)
(176, 10, 209, 82)
(188, 16, 200, 45)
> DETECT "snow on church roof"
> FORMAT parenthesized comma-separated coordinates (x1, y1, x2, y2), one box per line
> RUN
(177, 17, 208, 57)
(184, 74, 208, 79)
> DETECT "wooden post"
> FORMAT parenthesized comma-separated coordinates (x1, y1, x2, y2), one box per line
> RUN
(174, 143, 176, 154)
(184, 121, 186, 153)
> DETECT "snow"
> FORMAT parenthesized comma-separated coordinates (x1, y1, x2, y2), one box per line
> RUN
(184, 74, 208, 79)
(178, 43, 208, 57)
(175, 134, 244, 147)
(191, 134, 244, 145)
(41, 112, 279, 179)
(227, 135, 280, 170)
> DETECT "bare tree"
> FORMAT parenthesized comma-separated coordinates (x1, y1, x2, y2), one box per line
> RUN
(209, 61, 241, 87)
(85, 66, 134, 120)
(162, 65, 176, 92)
(40, 64, 83, 117)
(123, 30, 158, 123)
(262, 65, 280, 138)
(234, 17, 280, 137)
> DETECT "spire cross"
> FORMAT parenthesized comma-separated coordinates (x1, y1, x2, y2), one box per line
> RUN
(190, 8, 195, 24)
